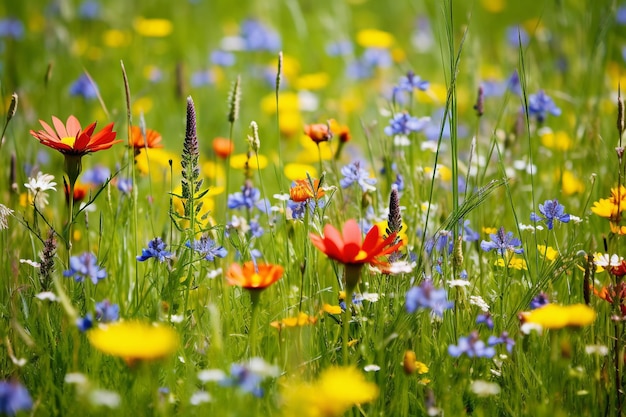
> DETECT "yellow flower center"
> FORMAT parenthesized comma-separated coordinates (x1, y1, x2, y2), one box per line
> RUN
(61, 136, 76, 148)
(354, 249, 368, 262)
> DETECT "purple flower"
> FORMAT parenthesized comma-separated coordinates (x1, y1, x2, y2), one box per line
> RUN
(210, 50, 235, 67)
(228, 182, 270, 212)
(530, 199, 570, 230)
(326, 40, 353, 56)
(0, 18, 24, 39)
(527, 90, 561, 124)
(462, 220, 480, 242)
(340, 161, 377, 192)
(618, 6, 626, 25)
(480, 227, 523, 255)
(76, 314, 94, 332)
(505, 25, 529, 48)
(530, 292, 550, 309)
(362, 48, 392, 68)
(384, 112, 428, 137)
(69, 74, 99, 99)
(396, 70, 429, 93)
(137, 237, 173, 262)
(190, 70, 214, 87)
(63, 252, 106, 284)
(78, 0, 100, 19)
(488, 331, 515, 353)
(448, 331, 496, 358)
(186, 236, 227, 261)
(219, 358, 279, 397)
(116, 177, 132, 194)
(476, 313, 494, 329)
(405, 280, 454, 317)
(81, 165, 111, 185)
(507, 71, 522, 96)
(95, 299, 120, 323)
(0, 381, 32, 415)
(287, 198, 324, 220)
(240, 19, 281, 52)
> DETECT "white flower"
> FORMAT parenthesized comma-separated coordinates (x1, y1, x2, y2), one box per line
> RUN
(469, 295, 490, 312)
(197, 369, 226, 383)
(594, 253, 623, 268)
(363, 364, 380, 372)
(20, 259, 40, 268)
(89, 389, 120, 408)
(569, 215, 582, 224)
(189, 391, 212, 405)
(470, 380, 501, 396)
(24, 172, 57, 208)
(35, 292, 58, 302)
(448, 279, 471, 288)
(585, 344, 609, 356)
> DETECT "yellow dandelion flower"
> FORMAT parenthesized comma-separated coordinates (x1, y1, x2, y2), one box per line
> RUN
(540, 129, 572, 151)
(356, 29, 394, 49)
(271, 312, 317, 329)
(284, 163, 318, 181)
(494, 256, 527, 270)
(133, 17, 173, 38)
(230, 153, 268, 170)
(482, 227, 497, 235)
(537, 245, 558, 261)
(134, 148, 180, 178)
(519, 304, 596, 329)
(261, 92, 300, 115)
(561, 170, 585, 195)
(102, 29, 132, 48)
(202, 161, 226, 183)
(282, 367, 379, 417)
(295, 73, 329, 91)
(279, 110, 303, 138)
(88, 321, 179, 364)
(322, 304, 342, 315)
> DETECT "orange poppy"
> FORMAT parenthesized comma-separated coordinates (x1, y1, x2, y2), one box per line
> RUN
(64, 182, 89, 203)
(290, 178, 324, 202)
(226, 262, 284, 290)
(30, 115, 119, 156)
(304, 123, 332, 143)
(212, 137, 234, 159)
(310, 219, 402, 266)
(129, 125, 163, 152)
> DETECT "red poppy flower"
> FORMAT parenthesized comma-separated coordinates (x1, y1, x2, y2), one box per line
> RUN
(226, 262, 284, 290)
(310, 219, 402, 266)
(30, 115, 120, 156)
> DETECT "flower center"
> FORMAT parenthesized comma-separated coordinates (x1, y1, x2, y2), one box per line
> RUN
(354, 249, 368, 262)
(61, 136, 77, 148)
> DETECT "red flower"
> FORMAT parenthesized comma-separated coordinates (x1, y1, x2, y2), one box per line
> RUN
(226, 262, 284, 290)
(212, 137, 234, 159)
(30, 115, 120, 156)
(129, 125, 162, 153)
(310, 219, 402, 266)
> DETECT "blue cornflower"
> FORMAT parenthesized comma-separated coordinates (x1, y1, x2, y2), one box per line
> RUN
(137, 237, 173, 262)
(481, 79, 506, 98)
(78, 0, 100, 19)
(240, 19, 281, 52)
(476, 313, 494, 330)
(505, 25, 529, 48)
(76, 314, 93, 332)
(210, 50, 235, 67)
(530, 199, 570, 230)
(190, 70, 214, 87)
(340, 161, 377, 192)
(405, 280, 454, 317)
(530, 292, 550, 309)
(461, 219, 480, 242)
(220, 358, 279, 397)
(384, 112, 428, 137)
(488, 331, 515, 353)
(116, 177, 132, 194)
(448, 331, 496, 358)
(81, 165, 111, 185)
(361, 48, 392, 68)
(325, 39, 353, 56)
(288, 197, 325, 220)
(425, 230, 453, 257)
(63, 252, 106, 285)
(346, 60, 374, 80)
(507, 71, 522, 96)
(228, 182, 270, 212)
(527, 90, 561, 124)
(186, 236, 227, 261)
(618, 6, 626, 25)
(69, 74, 99, 99)
(0, 381, 32, 415)
(480, 227, 524, 255)
(396, 70, 429, 93)
(0, 18, 24, 39)
(95, 299, 120, 323)
(249, 217, 264, 238)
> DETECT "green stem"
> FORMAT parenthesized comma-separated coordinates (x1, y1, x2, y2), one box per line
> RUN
(249, 290, 261, 357)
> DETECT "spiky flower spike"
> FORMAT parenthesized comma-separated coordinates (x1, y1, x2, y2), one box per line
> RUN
(39, 229, 57, 291)
(386, 188, 402, 237)
(228, 75, 241, 124)
(181, 96, 203, 219)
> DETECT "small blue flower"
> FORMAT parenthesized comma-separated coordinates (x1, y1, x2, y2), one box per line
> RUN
(0, 18, 24, 39)
(210, 50, 235, 67)
(405, 280, 454, 317)
(81, 165, 111, 185)
(396, 70, 429, 93)
(384, 112, 428, 137)
(220, 359, 279, 397)
(69, 74, 99, 99)
(505, 25, 529, 48)
(527, 90, 561, 124)
(340, 161, 377, 192)
(228, 182, 270, 212)
(507, 71, 522, 96)
(480, 227, 523, 255)
(530, 292, 550, 310)
(137, 237, 173, 262)
(476, 313, 494, 330)
(76, 314, 94, 332)
(617, 6, 626, 25)
(186, 236, 227, 261)
(249, 217, 264, 238)
(448, 331, 496, 358)
(287, 198, 324, 220)
(325, 40, 353, 56)
(190, 70, 214, 87)
(0, 381, 32, 415)
(530, 199, 570, 230)
(116, 177, 132, 194)
(78, 0, 100, 20)
(240, 19, 281, 52)
(488, 331, 515, 353)
(361, 48, 392, 68)
(63, 252, 106, 285)
(95, 300, 120, 323)
(461, 220, 480, 242)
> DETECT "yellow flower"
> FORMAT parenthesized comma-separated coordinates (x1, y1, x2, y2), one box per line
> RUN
(281, 367, 379, 417)
(482, 227, 497, 235)
(322, 304, 342, 315)
(540, 129, 572, 151)
(230, 153, 268, 170)
(494, 256, 527, 270)
(270, 312, 317, 329)
(102, 29, 132, 48)
(295, 73, 330, 90)
(519, 304, 596, 329)
(284, 163, 318, 181)
(374, 220, 408, 246)
(561, 170, 585, 195)
(416, 83, 447, 105)
(537, 245, 558, 261)
(132, 97, 154, 116)
(261, 92, 299, 115)
(480, 0, 505, 13)
(88, 321, 179, 364)
(133, 17, 173, 37)
(356, 29, 394, 49)
(134, 148, 180, 178)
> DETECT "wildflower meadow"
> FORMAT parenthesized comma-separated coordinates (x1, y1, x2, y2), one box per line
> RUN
(2, 0, 626, 415)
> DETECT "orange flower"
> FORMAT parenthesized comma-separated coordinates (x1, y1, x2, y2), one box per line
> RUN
(129, 125, 163, 152)
(304, 123, 332, 143)
(330, 119, 351, 143)
(30, 115, 119, 156)
(226, 262, 284, 290)
(64, 182, 89, 203)
(212, 137, 234, 159)
(310, 219, 402, 266)
(290, 178, 324, 202)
